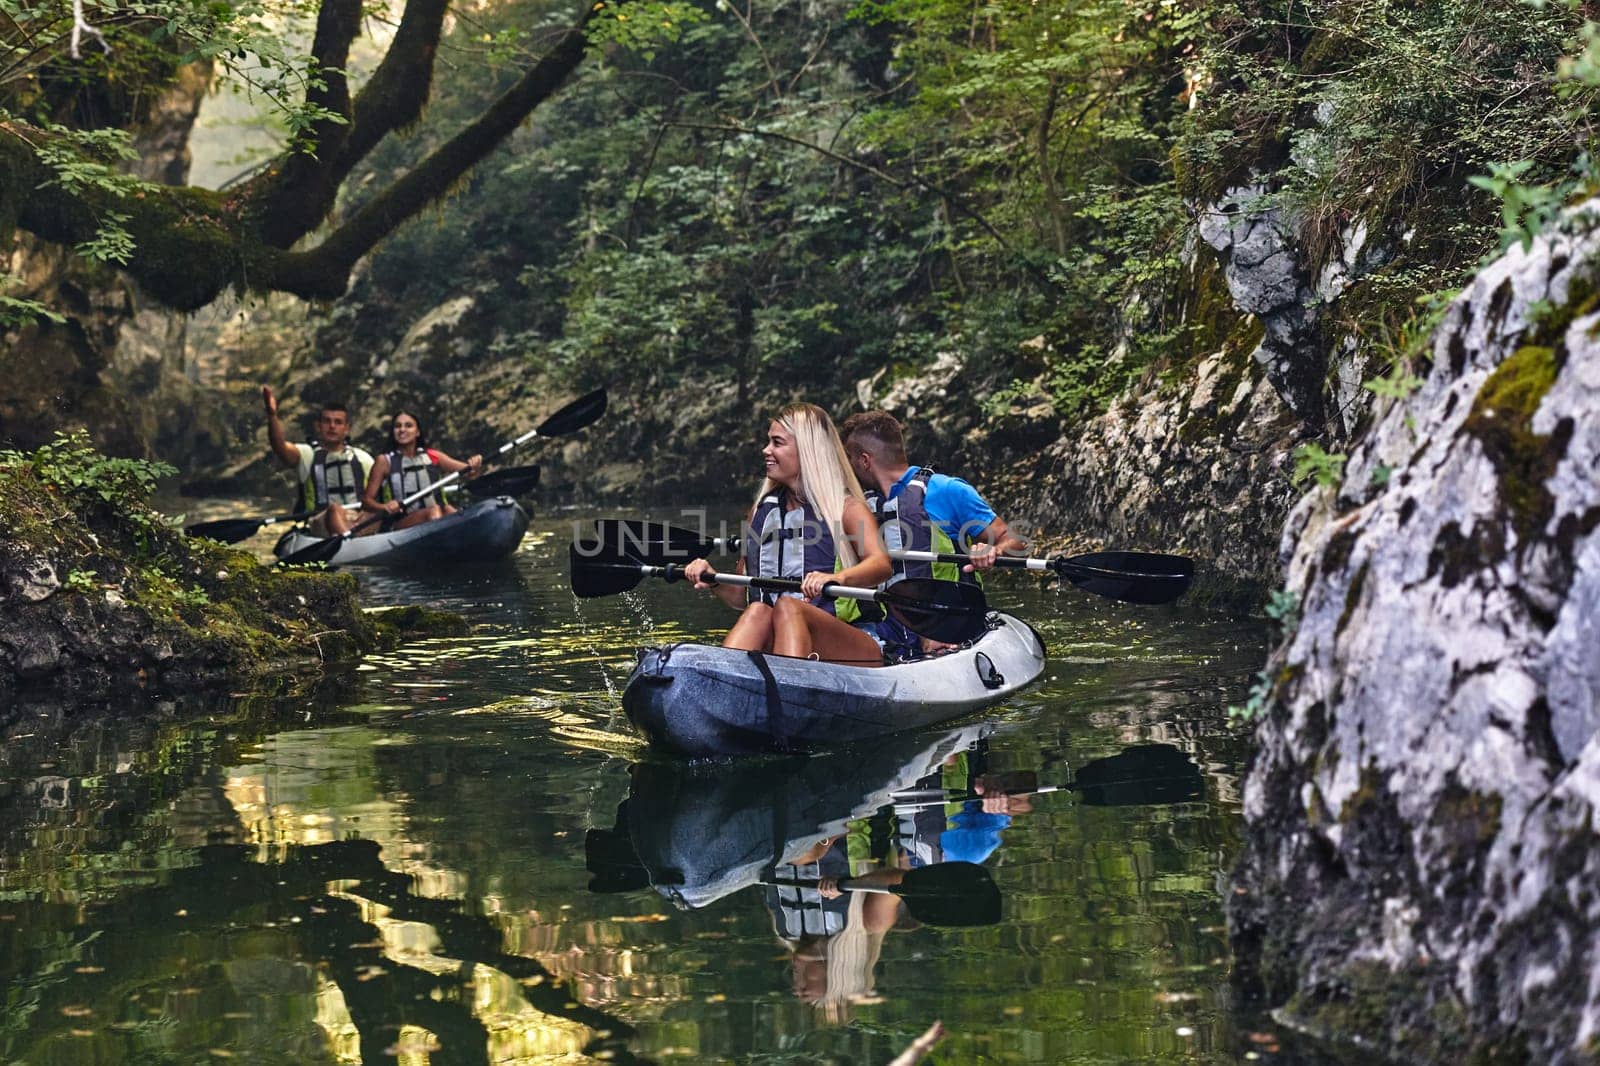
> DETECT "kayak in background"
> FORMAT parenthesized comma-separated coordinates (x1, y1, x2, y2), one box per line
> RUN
(272, 496, 529, 568)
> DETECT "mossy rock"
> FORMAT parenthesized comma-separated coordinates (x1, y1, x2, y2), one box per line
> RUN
(1463, 343, 1569, 546)
(367, 604, 474, 638)
(0, 442, 397, 702)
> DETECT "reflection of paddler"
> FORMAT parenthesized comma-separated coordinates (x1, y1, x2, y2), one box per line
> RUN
(894, 742, 1036, 867)
(764, 835, 905, 1023)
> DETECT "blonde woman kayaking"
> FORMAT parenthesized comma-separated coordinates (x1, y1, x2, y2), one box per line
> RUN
(683, 402, 892, 665)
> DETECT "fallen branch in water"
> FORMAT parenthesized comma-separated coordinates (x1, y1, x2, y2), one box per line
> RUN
(887, 1021, 946, 1066)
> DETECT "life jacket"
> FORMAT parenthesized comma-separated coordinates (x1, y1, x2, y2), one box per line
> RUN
(300, 446, 367, 512)
(741, 488, 878, 624)
(765, 846, 852, 941)
(869, 466, 980, 588)
(383, 449, 447, 514)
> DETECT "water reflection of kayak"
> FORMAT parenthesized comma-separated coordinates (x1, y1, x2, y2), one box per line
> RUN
(591, 726, 987, 910)
(271, 497, 529, 567)
(622, 613, 1046, 757)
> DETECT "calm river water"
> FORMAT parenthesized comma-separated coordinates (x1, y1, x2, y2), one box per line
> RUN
(1, 510, 1295, 1064)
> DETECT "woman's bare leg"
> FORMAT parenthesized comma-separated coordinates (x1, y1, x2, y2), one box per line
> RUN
(392, 505, 444, 530)
(772, 597, 882, 666)
(723, 602, 775, 651)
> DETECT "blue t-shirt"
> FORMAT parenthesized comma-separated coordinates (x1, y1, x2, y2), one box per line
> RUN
(939, 805, 1011, 865)
(888, 465, 998, 548)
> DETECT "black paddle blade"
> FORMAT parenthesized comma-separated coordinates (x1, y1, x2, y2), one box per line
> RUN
(585, 827, 654, 894)
(569, 540, 649, 597)
(1072, 743, 1204, 807)
(591, 519, 722, 566)
(1054, 550, 1194, 605)
(184, 517, 269, 543)
(537, 387, 608, 437)
(888, 861, 1001, 927)
(466, 464, 541, 498)
(278, 533, 348, 567)
(881, 578, 989, 644)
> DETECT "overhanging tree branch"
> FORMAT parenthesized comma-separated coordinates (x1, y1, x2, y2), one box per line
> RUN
(239, 0, 451, 244)
(255, 8, 599, 299)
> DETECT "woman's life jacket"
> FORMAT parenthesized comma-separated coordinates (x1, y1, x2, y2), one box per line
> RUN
(741, 488, 880, 623)
(383, 449, 448, 514)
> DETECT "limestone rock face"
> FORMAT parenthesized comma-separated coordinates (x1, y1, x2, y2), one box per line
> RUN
(1005, 345, 1302, 599)
(1230, 206, 1600, 1062)
(1199, 184, 1388, 429)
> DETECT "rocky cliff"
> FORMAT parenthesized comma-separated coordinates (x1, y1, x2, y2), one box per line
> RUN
(1229, 204, 1600, 1061)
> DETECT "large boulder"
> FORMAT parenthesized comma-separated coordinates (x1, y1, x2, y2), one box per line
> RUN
(1230, 205, 1600, 1061)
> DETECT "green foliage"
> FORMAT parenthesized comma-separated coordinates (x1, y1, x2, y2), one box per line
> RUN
(1363, 365, 1423, 403)
(63, 568, 97, 591)
(1292, 442, 1348, 489)
(586, 2, 707, 62)
(1264, 586, 1301, 629)
(0, 280, 67, 328)
(1228, 669, 1274, 725)
(1468, 160, 1569, 252)
(2, 429, 175, 506)
(0, 430, 178, 541)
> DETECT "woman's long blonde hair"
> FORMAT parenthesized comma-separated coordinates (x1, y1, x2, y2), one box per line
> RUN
(752, 402, 870, 567)
(816, 893, 886, 1023)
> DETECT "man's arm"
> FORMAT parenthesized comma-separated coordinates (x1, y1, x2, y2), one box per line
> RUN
(936, 475, 1028, 569)
(966, 516, 1030, 570)
(262, 386, 300, 468)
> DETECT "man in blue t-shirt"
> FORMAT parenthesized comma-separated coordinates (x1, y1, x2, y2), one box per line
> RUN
(840, 409, 1028, 570)
(839, 410, 1029, 651)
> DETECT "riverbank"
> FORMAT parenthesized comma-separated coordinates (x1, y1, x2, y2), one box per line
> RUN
(0, 432, 464, 711)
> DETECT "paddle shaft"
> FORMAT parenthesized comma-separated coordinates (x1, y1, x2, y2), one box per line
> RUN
(891, 785, 1066, 811)
(336, 436, 553, 538)
(645, 563, 881, 606)
(596, 528, 1163, 579)
(762, 877, 896, 896)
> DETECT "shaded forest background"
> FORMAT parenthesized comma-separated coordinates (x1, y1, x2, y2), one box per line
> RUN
(4, 0, 1598, 559)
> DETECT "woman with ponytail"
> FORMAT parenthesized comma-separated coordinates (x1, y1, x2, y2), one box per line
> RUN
(682, 402, 893, 665)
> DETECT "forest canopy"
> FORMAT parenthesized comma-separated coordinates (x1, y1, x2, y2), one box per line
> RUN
(3, 0, 1598, 430)
(0, 0, 671, 311)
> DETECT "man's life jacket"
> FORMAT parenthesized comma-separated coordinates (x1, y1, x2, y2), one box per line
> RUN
(383, 449, 447, 514)
(867, 466, 980, 588)
(741, 488, 880, 624)
(300, 447, 367, 512)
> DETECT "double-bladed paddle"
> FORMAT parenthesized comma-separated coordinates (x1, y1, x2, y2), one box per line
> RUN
(185, 510, 311, 544)
(761, 860, 1001, 928)
(186, 465, 542, 545)
(278, 388, 606, 566)
(457, 463, 541, 498)
(589, 519, 1194, 606)
(891, 743, 1204, 810)
(568, 541, 991, 644)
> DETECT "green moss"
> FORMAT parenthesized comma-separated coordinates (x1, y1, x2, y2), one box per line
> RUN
(1432, 781, 1503, 852)
(1280, 960, 1514, 1064)
(367, 604, 473, 639)
(1, 442, 391, 691)
(1338, 766, 1383, 826)
(1463, 343, 1568, 545)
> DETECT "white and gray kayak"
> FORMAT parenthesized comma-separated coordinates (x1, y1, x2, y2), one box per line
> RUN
(622, 611, 1047, 757)
(272, 497, 529, 568)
